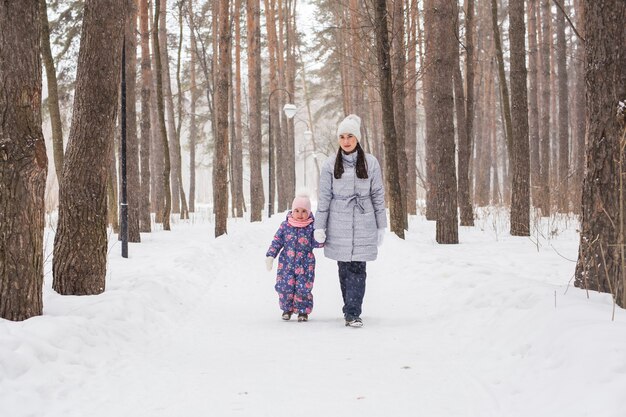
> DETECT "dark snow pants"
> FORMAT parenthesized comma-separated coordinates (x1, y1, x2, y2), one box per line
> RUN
(337, 261, 367, 319)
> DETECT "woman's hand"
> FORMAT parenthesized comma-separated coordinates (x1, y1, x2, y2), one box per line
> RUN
(265, 256, 274, 271)
(314, 229, 326, 243)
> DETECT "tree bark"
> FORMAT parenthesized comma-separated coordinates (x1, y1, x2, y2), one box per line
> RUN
(53, 0, 126, 295)
(571, 0, 585, 214)
(39, 0, 64, 183)
(575, 0, 626, 307)
(423, 0, 437, 220)
(232, 0, 245, 217)
(405, 0, 418, 216)
(454, 0, 473, 227)
(175, 1, 189, 220)
(556, 3, 569, 212)
(139, 0, 152, 231)
(538, 0, 551, 216)
(153, 0, 171, 230)
(462, 0, 475, 225)
(214, 0, 231, 236)
(491, 0, 513, 164)
(392, 0, 409, 230)
(0, 0, 47, 320)
(188, 0, 198, 213)
(509, 0, 530, 236)
(374, 0, 405, 239)
(247, 0, 264, 221)
(431, 0, 458, 244)
(527, 0, 541, 209)
(159, 0, 181, 216)
(124, 0, 141, 242)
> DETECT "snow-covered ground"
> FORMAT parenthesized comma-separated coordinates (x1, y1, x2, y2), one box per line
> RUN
(2, 208, 625, 417)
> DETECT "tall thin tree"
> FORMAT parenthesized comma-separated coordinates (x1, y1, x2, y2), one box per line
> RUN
(0, 0, 48, 320)
(374, 0, 405, 239)
(574, 0, 626, 307)
(247, 0, 264, 221)
(509, 0, 531, 236)
(53, 0, 126, 295)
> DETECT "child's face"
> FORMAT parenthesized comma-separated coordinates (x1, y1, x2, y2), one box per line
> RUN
(292, 207, 309, 221)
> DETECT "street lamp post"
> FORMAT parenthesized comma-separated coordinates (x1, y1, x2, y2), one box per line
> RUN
(303, 129, 313, 187)
(268, 88, 296, 217)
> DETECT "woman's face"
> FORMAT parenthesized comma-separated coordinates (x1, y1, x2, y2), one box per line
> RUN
(338, 133, 357, 153)
(292, 207, 309, 221)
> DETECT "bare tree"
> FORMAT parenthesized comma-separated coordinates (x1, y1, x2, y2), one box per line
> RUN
(538, 0, 551, 216)
(125, 0, 141, 242)
(53, 0, 126, 295)
(214, 0, 231, 236)
(527, 0, 540, 208)
(0, 0, 48, 320)
(555, 3, 569, 212)
(454, 0, 473, 227)
(574, 0, 626, 307)
(153, 0, 172, 230)
(247, 0, 264, 221)
(509, 0, 530, 236)
(429, 0, 458, 244)
(139, 0, 152, 231)
(374, 0, 405, 239)
(39, 0, 64, 182)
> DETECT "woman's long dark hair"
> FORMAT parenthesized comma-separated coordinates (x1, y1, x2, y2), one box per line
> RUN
(334, 142, 368, 179)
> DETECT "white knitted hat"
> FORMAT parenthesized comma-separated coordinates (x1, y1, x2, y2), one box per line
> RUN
(336, 114, 362, 141)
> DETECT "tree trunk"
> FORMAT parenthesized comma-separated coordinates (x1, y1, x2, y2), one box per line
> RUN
(139, 0, 152, 232)
(430, 0, 458, 244)
(574, 0, 626, 307)
(556, 4, 569, 213)
(509, 0, 530, 236)
(124, 1, 141, 242)
(571, 0, 585, 214)
(232, 0, 245, 217)
(462, 0, 475, 225)
(392, 0, 409, 230)
(159, 0, 180, 215)
(214, 0, 231, 236)
(39, 0, 64, 183)
(108, 124, 120, 233)
(453, 0, 472, 227)
(527, 0, 541, 209)
(153, 0, 171, 230)
(175, 1, 189, 220)
(538, 0, 551, 216)
(247, 0, 264, 221)
(374, 0, 405, 239)
(423, 0, 437, 220)
(405, 0, 418, 216)
(491, 0, 513, 165)
(188, 0, 198, 213)
(53, 0, 125, 295)
(0, 0, 47, 320)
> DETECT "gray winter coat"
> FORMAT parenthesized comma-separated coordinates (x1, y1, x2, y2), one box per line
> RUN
(314, 151, 387, 262)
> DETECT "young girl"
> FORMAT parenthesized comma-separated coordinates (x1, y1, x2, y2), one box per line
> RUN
(266, 193, 323, 322)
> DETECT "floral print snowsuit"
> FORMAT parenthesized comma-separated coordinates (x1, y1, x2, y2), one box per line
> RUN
(266, 213, 323, 314)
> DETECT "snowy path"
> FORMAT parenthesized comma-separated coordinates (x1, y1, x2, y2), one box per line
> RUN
(2, 213, 626, 417)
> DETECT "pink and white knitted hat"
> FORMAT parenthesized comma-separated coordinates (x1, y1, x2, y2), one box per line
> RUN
(291, 192, 312, 213)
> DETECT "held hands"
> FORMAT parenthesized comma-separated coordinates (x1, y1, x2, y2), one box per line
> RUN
(314, 229, 326, 243)
(265, 256, 274, 272)
(377, 229, 385, 247)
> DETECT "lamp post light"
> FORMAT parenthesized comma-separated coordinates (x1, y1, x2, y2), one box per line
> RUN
(268, 89, 296, 217)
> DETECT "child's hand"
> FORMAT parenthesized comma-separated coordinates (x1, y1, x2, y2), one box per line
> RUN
(265, 256, 274, 271)
(314, 229, 326, 243)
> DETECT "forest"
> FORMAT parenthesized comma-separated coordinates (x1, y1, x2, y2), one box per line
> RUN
(1, 1, 625, 320)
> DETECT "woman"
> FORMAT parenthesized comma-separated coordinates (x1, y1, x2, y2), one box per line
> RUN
(314, 114, 386, 327)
